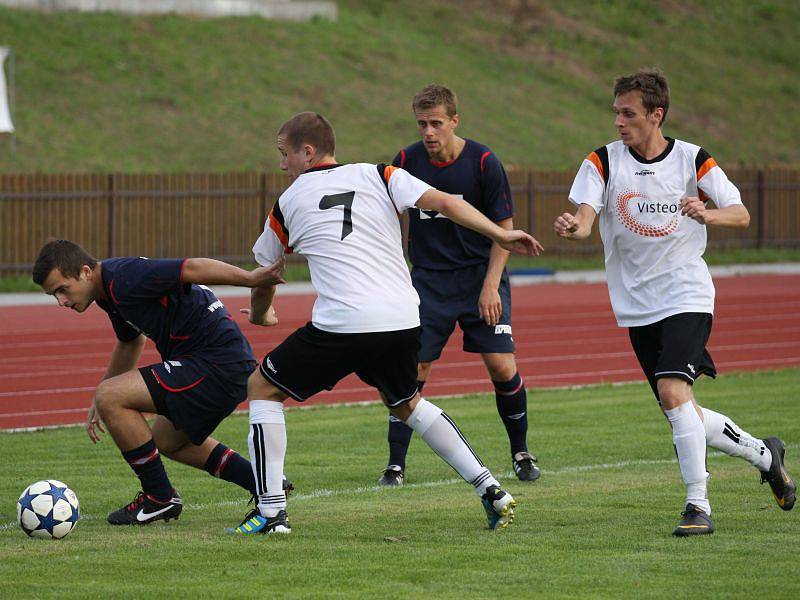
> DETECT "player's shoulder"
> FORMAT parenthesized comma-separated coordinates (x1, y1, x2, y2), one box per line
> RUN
(395, 141, 427, 167)
(101, 256, 142, 276)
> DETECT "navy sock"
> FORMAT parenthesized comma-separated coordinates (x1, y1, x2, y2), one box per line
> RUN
(386, 380, 425, 469)
(121, 439, 173, 501)
(493, 372, 529, 456)
(204, 442, 257, 495)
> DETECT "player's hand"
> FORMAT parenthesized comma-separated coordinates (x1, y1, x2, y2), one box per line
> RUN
(86, 401, 105, 444)
(554, 213, 580, 238)
(239, 305, 279, 327)
(249, 258, 286, 288)
(680, 196, 709, 224)
(479, 285, 502, 326)
(499, 230, 543, 256)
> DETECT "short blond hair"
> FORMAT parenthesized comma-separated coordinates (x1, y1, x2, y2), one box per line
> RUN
(412, 84, 458, 117)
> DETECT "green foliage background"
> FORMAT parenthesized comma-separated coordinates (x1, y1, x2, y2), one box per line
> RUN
(0, 0, 798, 172)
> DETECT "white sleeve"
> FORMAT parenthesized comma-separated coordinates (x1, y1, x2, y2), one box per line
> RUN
(568, 159, 605, 214)
(386, 167, 433, 212)
(698, 164, 742, 208)
(252, 227, 285, 267)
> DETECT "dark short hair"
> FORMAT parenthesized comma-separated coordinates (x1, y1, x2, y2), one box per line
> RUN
(412, 84, 458, 118)
(278, 112, 336, 156)
(32, 239, 98, 285)
(613, 70, 670, 126)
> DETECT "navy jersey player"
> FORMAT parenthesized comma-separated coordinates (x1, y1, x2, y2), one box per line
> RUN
(33, 240, 286, 526)
(379, 84, 540, 486)
(554, 70, 795, 536)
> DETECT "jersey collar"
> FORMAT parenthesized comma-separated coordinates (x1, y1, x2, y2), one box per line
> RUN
(627, 137, 675, 164)
(303, 163, 344, 174)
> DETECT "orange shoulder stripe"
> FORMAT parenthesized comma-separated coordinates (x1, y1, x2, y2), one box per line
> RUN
(383, 165, 398, 184)
(268, 211, 290, 251)
(697, 157, 717, 181)
(587, 151, 605, 181)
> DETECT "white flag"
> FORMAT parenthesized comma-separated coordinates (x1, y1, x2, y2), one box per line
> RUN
(0, 47, 14, 133)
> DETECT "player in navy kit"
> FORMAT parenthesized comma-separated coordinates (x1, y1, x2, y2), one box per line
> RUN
(379, 85, 540, 486)
(32, 239, 287, 526)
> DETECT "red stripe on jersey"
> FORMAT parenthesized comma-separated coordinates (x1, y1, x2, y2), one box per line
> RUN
(268, 211, 293, 254)
(697, 157, 717, 181)
(399, 149, 406, 168)
(587, 151, 605, 181)
(480, 151, 491, 172)
(108, 279, 120, 305)
(429, 158, 455, 167)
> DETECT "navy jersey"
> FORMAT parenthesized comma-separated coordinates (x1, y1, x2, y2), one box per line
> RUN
(393, 139, 514, 269)
(96, 257, 255, 364)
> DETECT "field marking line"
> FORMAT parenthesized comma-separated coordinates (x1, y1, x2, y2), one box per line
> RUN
(4, 446, 796, 530)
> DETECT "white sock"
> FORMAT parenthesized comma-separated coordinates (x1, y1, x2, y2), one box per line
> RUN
(701, 407, 771, 471)
(665, 403, 710, 514)
(248, 400, 287, 518)
(404, 398, 499, 496)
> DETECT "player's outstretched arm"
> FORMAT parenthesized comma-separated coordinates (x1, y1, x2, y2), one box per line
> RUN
(416, 189, 543, 256)
(680, 197, 750, 228)
(181, 257, 286, 288)
(553, 203, 597, 240)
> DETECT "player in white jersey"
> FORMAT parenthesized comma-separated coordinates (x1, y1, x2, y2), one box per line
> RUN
(230, 112, 544, 535)
(554, 71, 795, 536)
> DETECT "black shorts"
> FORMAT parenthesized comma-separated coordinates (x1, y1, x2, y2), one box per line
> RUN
(140, 358, 256, 445)
(628, 312, 717, 402)
(258, 323, 420, 408)
(412, 264, 515, 362)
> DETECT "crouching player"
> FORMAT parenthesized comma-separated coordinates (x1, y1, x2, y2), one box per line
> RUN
(32, 240, 287, 525)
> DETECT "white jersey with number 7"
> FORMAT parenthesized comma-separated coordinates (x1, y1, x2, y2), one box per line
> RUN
(253, 163, 433, 334)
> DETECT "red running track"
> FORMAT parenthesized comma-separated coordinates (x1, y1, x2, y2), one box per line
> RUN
(1, 274, 799, 430)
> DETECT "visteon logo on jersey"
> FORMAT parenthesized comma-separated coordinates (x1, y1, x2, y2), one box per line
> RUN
(635, 169, 656, 176)
(616, 189, 679, 237)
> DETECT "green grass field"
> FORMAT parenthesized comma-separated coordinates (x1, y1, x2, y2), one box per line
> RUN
(0, 0, 798, 172)
(1, 368, 798, 598)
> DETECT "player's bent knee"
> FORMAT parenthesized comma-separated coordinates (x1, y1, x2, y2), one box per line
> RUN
(93, 380, 124, 417)
(656, 378, 691, 410)
(248, 370, 285, 401)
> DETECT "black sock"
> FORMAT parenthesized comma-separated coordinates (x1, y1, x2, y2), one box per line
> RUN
(493, 372, 528, 456)
(204, 442, 257, 495)
(386, 380, 425, 470)
(121, 439, 173, 501)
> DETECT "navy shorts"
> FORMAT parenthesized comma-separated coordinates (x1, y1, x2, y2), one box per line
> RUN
(628, 312, 717, 403)
(140, 358, 256, 445)
(412, 264, 515, 362)
(258, 323, 420, 408)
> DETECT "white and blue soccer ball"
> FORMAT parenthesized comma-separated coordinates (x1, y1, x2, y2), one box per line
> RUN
(17, 480, 80, 539)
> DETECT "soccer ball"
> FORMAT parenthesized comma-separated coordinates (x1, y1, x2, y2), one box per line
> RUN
(17, 480, 80, 539)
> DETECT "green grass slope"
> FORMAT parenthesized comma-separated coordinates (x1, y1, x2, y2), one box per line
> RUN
(1, 369, 799, 597)
(0, 0, 798, 173)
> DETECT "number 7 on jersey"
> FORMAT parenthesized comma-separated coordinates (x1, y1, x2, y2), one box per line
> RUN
(319, 192, 356, 240)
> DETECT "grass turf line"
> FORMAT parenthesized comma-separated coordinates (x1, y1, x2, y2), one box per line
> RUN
(0, 368, 798, 598)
